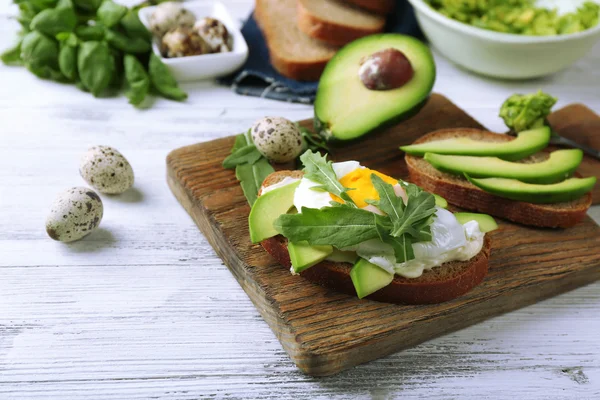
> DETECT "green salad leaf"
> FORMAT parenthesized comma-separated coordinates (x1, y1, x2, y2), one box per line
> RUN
(499, 90, 557, 132)
(222, 145, 263, 168)
(274, 206, 380, 248)
(300, 150, 356, 207)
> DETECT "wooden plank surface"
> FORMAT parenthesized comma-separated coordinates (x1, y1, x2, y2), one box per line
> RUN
(167, 94, 600, 376)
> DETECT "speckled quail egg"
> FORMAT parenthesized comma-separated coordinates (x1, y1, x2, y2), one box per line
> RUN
(251, 117, 303, 163)
(45, 187, 103, 243)
(194, 17, 232, 53)
(149, 2, 196, 38)
(161, 27, 211, 58)
(80, 146, 134, 194)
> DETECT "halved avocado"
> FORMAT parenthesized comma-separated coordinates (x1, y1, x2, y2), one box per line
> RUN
(425, 149, 583, 184)
(288, 241, 333, 274)
(249, 180, 300, 243)
(466, 175, 596, 204)
(401, 126, 551, 161)
(454, 212, 498, 233)
(350, 258, 394, 299)
(315, 34, 435, 141)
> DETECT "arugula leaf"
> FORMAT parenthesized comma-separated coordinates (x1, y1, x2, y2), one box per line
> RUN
(375, 218, 414, 263)
(390, 189, 436, 238)
(299, 150, 356, 207)
(274, 206, 379, 248)
(236, 158, 273, 206)
(222, 145, 262, 169)
(298, 125, 329, 152)
(368, 174, 404, 220)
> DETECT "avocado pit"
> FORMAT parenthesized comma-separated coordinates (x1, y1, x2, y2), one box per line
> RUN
(359, 48, 414, 91)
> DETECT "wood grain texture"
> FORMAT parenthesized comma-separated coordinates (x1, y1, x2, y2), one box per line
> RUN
(167, 94, 600, 376)
(547, 103, 600, 204)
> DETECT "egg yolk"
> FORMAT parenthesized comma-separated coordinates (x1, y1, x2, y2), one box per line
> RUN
(330, 168, 398, 208)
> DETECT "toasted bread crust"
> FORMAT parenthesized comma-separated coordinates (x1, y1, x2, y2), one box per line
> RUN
(342, 0, 394, 14)
(254, 0, 338, 81)
(297, 0, 386, 46)
(404, 129, 592, 228)
(258, 170, 491, 304)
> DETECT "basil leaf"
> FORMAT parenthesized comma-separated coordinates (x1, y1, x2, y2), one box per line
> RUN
(20, 31, 62, 80)
(105, 29, 150, 54)
(77, 41, 114, 96)
(120, 9, 151, 40)
(299, 150, 356, 207)
(148, 53, 188, 101)
(75, 25, 105, 41)
(96, 0, 127, 28)
(58, 41, 77, 81)
(30, 6, 77, 36)
(1, 41, 23, 65)
(222, 145, 262, 169)
(236, 158, 274, 206)
(124, 54, 149, 106)
(72, 0, 102, 13)
(274, 206, 379, 248)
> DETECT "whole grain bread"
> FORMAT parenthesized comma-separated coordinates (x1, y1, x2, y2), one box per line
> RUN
(258, 170, 492, 305)
(297, 0, 386, 46)
(342, 0, 395, 14)
(404, 128, 592, 228)
(254, 0, 339, 81)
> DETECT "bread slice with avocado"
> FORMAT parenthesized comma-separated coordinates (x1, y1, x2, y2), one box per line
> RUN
(403, 129, 593, 228)
(256, 170, 492, 305)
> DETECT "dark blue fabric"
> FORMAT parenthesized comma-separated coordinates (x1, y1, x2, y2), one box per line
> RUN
(219, 1, 422, 104)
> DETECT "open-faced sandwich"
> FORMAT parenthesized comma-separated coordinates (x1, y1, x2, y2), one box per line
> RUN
(248, 150, 497, 304)
(401, 91, 596, 228)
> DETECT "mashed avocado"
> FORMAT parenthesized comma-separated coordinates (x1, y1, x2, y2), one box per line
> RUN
(499, 91, 557, 132)
(425, 0, 600, 35)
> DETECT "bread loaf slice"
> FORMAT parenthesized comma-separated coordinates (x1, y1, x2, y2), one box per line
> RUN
(258, 170, 492, 305)
(297, 0, 386, 46)
(404, 129, 592, 228)
(342, 0, 395, 15)
(255, 0, 339, 81)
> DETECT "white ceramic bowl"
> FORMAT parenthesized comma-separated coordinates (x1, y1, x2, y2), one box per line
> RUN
(138, 1, 248, 82)
(408, 0, 600, 79)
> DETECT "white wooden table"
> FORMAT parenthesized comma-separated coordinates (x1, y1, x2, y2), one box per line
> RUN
(1, 1, 599, 398)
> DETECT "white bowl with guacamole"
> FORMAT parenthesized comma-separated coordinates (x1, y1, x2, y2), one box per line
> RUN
(408, 0, 600, 79)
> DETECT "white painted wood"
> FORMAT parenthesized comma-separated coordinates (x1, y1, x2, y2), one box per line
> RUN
(1, 1, 599, 398)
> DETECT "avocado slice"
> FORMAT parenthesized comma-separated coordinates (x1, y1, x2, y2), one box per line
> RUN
(350, 258, 394, 299)
(249, 180, 300, 243)
(401, 126, 551, 161)
(315, 34, 435, 141)
(454, 212, 498, 233)
(288, 241, 333, 274)
(466, 175, 596, 204)
(425, 149, 583, 184)
(434, 194, 448, 208)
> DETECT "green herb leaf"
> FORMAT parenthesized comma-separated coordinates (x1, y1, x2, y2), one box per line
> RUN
(236, 158, 274, 206)
(75, 25, 105, 41)
(299, 150, 356, 207)
(30, 6, 77, 36)
(124, 54, 149, 106)
(72, 0, 102, 13)
(120, 9, 151, 40)
(274, 206, 379, 248)
(1, 41, 23, 65)
(20, 30, 63, 80)
(232, 133, 249, 152)
(77, 40, 114, 97)
(148, 53, 188, 101)
(58, 40, 77, 81)
(105, 29, 151, 54)
(368, 174, 405, 221)
(299, 126, 329, 152)
(375, 218, 414, 263)
(390, 188, 436, 239)
(97, 0, 128, 28)
(222, 145, 262, 169)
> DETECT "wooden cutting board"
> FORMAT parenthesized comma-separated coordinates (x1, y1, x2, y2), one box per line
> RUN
(166, 94, 600, 376)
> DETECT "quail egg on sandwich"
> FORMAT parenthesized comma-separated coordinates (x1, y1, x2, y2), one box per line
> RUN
(261, 160, 485, 279)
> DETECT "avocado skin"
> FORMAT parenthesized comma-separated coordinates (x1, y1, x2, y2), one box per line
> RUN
(315, 97, 429, 143)
(425, 149, 583, 184)
(466, 175, 597, 204)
